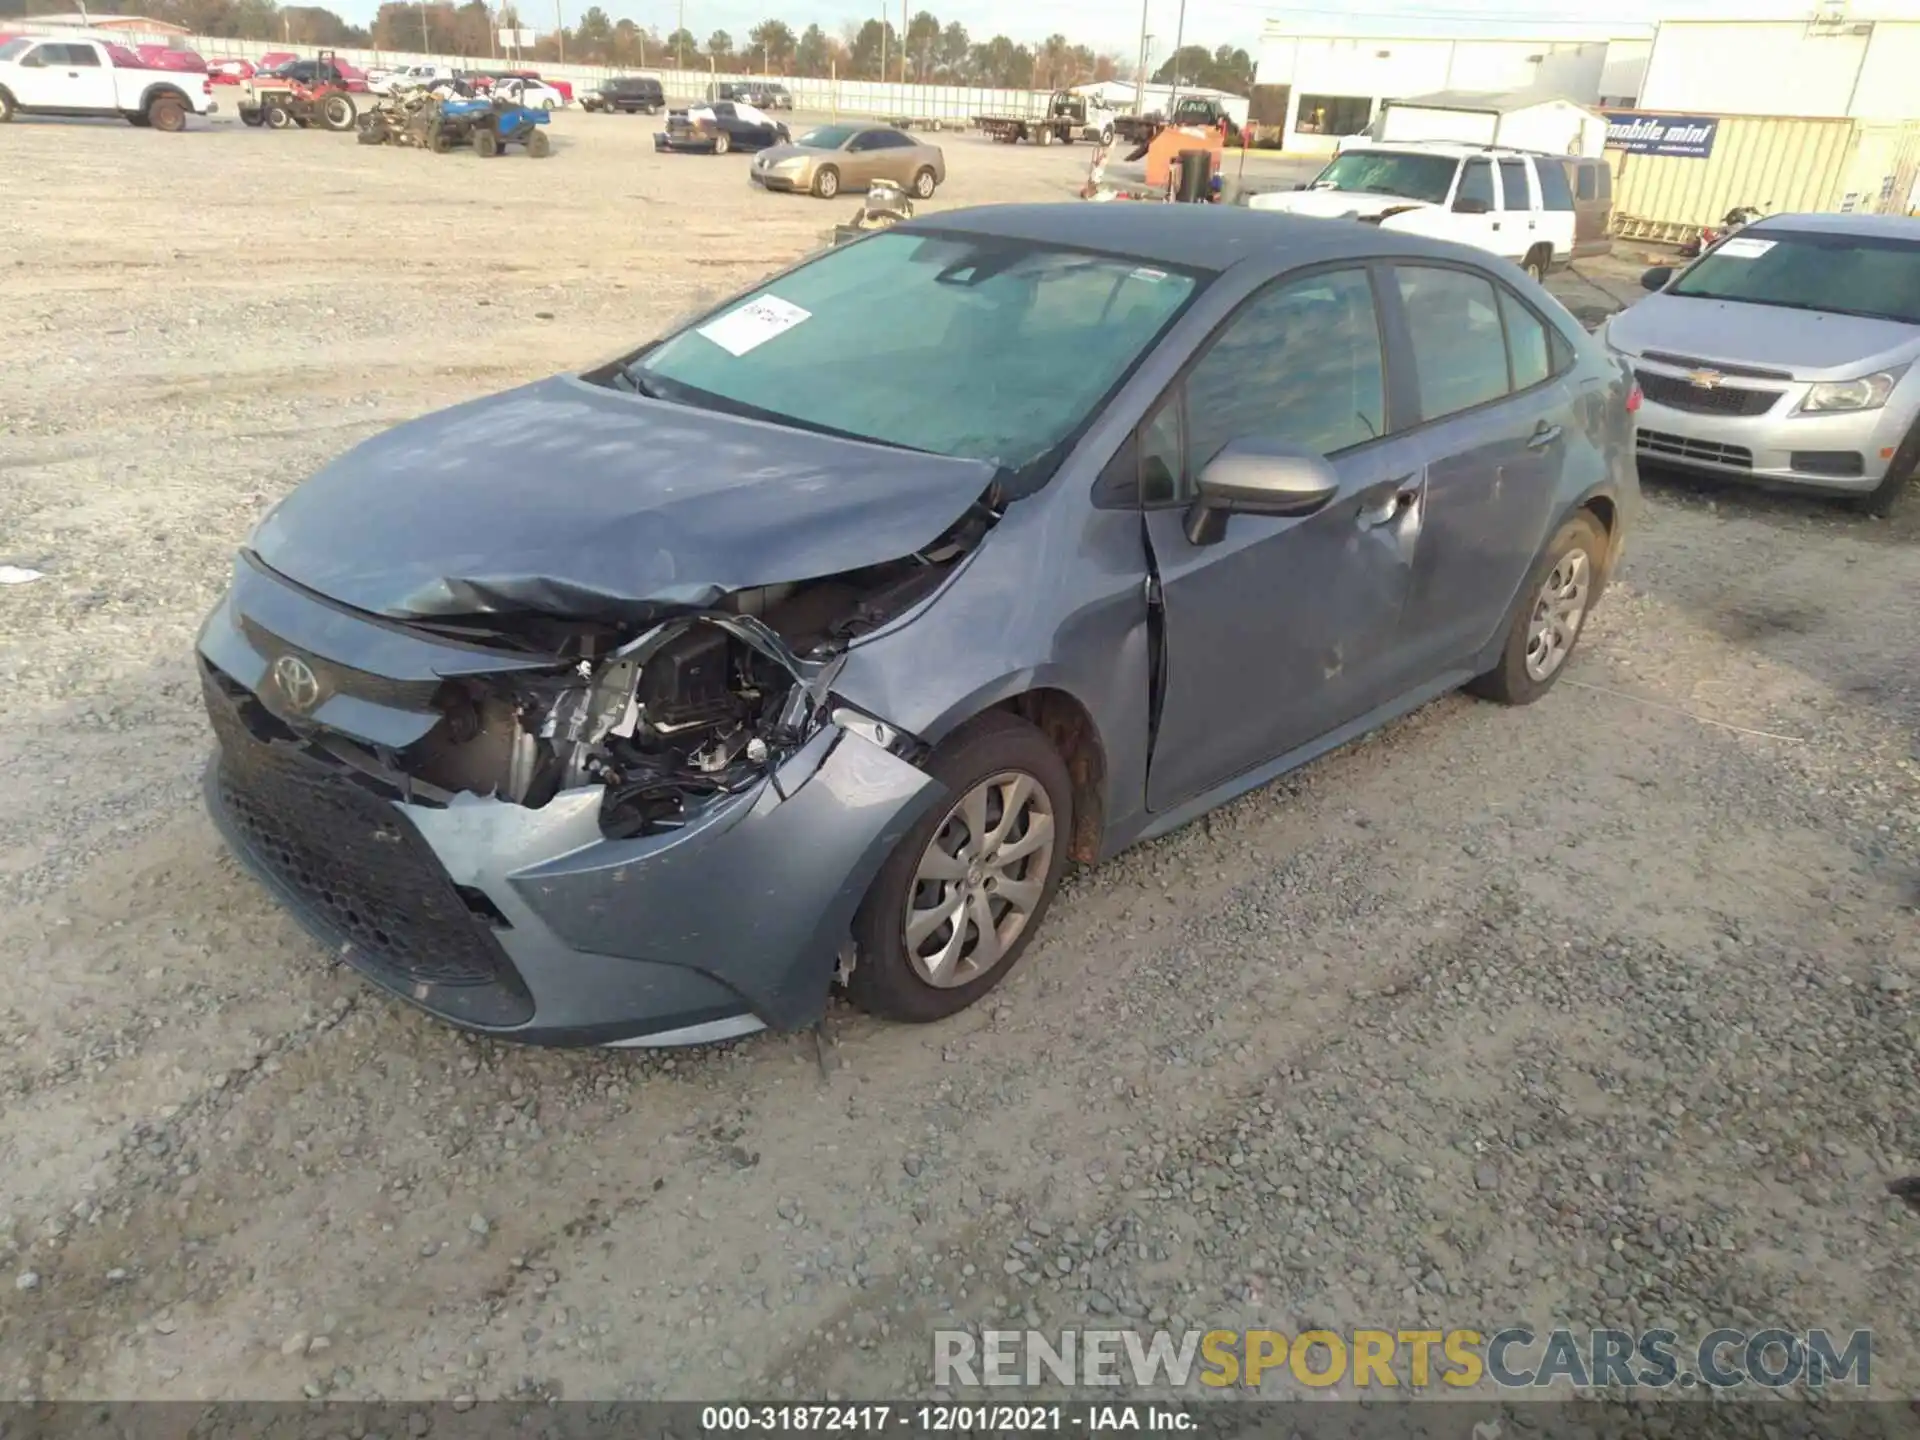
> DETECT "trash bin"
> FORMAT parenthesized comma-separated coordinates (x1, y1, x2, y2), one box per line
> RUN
(1173, 148, 1212, 203)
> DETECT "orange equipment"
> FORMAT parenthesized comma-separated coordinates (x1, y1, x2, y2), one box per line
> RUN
(1144, 124, 1224, 192)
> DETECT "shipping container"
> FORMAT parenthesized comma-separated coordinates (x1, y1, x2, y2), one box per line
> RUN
(1607, 113, 1920, 243)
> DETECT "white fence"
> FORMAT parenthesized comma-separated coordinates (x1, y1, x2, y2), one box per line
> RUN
(4, 17, 1052, 122)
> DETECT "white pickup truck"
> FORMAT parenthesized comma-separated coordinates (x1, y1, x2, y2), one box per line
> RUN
(0, 35, 216, 130)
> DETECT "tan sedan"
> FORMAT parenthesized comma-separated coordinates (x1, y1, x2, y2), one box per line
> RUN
(749, 121, 946, 201)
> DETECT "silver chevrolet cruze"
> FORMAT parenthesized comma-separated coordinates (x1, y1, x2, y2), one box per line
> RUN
(1605, 211, 1920, 516)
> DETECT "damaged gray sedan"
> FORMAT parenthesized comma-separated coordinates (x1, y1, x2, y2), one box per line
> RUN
(197, 204, 1638, 1047)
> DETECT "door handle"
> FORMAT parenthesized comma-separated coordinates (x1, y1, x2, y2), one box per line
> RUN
(1357, 484, 1418, 529)
(1527, 422, 1563, 450)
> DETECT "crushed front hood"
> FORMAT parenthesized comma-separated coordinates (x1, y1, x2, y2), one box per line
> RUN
(249, 375, 1000, 622)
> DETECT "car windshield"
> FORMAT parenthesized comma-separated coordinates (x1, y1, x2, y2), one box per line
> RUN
(625, 231, 1202, 469)
(0, 39, 29, 60)
(1310, 150, 1458, 204)
(1670, 228, 1920, 325)
(798, 124, 858, 149)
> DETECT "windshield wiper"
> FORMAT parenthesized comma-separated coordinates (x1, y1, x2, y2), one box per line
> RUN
(615, 363, 671, 399)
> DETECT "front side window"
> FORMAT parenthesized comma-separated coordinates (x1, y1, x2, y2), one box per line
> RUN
(629, 232, 1202, 470)
(799, 123, 858, 149)
(1670, 228, 1920, 325)
(1395, 266, 1510, 420)
(1184, 267, 1387, 483)
(1457, 159, 1495, 210)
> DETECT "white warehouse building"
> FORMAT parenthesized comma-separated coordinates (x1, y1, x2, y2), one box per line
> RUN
(1252, 22, 1651, 154)
(1636, 4, 1920, 118)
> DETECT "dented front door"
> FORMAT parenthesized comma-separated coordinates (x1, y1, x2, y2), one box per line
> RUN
(1142, 437, 1428, 814)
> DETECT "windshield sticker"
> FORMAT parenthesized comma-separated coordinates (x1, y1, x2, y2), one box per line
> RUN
(697, 295, 812, 357)
(1130, 267, 1169, 283)
(1713, 237, 1776, 259)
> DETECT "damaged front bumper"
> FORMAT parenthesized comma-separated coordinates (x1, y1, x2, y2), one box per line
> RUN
(196, 555, 944, 1048)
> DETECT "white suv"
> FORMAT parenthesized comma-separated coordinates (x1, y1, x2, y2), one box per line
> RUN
(1249, 142, 1577, 282)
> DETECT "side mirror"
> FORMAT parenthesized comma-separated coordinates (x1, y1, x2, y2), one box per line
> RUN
(1641, 265, 1674, 291)
(1184, 438, 1341, 545)
(1453, 195, 1491, 214)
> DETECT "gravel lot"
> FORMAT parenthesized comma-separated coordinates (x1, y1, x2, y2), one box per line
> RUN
(1, 110, 1916, 1407)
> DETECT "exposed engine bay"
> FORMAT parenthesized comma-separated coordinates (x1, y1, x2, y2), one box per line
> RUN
(387, 504, 992, 838)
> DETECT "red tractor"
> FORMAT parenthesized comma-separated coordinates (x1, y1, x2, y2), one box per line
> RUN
(237, 49, 358, 131)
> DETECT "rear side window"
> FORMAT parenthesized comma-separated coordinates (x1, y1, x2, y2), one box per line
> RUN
(1596, 163, 1612, 200)
(1395, 266, 1511, 420)
(1457, 159, 1494, 209)
(1497, 159, 1531, 210)
(1539, 161, 1575, 211)
(69, 44, 101, 66)
(1499, 288, 1552, 390)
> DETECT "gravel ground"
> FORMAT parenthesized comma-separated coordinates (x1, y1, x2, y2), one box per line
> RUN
(0, 111, 1916, 1407)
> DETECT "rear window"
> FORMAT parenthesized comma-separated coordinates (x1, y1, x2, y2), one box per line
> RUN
(1538, 161, 1575, 212)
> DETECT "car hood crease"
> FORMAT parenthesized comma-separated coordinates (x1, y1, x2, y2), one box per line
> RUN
(248, 375, 1001, 624)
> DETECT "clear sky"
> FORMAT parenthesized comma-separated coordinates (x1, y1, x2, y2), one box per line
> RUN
(345, 0, 1679, 64)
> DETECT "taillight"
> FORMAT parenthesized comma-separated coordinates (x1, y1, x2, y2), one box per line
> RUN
(1626, 383, 1643, 413)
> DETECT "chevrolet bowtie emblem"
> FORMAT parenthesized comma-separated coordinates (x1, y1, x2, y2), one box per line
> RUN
(1685, 369, 1724, 389)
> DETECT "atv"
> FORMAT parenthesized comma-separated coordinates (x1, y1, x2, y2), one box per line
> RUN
(431, 96, 552, 156)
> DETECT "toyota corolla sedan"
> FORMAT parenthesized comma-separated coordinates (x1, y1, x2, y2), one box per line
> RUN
(197, 205, 1638, 1049)
(1607, 211, 1920, 517)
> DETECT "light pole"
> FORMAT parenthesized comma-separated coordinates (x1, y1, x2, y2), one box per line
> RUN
(676, 0, 684, 68)
(554, 0, 564, 61)
(1132, 0, 1148, 114)
(1167, 0, 1185, 116)
(879, 5, 886, 81)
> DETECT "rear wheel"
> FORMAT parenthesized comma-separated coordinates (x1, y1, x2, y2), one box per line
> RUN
(147, 94, 187, 132)
(0, 89, 14, 124)
(526, 128, 551, 158)
(428, 121, 450, 153)
(321, 93, 355, 130)
(845, 711, 1072, 1023)
(712, 128, 731, 154)
(1036, 124, 1055, 146)
(912, 165, 936, 199)
(1522, 245, 1551, 283)
(812, 164, 840, 198)
(1467, 513, 1607, 706)
(472, 126, 499, 157)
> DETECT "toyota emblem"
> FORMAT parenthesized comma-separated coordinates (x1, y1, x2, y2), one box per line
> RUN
(272, 653, 322, 712)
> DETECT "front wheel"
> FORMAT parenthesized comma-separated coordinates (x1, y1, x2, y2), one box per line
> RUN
(912, 165, 936, 200)
(542, 97, 555, 111)
(472, 126, 499, 158)
(263, 103, 292, 130)
(239, 104, 264, 126)
(1856, 432, 1916, 517)
(712, 128, 731, 154)
(812, 164, 839, 198)
(526, 128, 551, 158)
(1100, 124, 1114, 146)
(1467, 513, 1607, 706)
(846, 711, 1072, 1023)
(321, 93, 355, 130)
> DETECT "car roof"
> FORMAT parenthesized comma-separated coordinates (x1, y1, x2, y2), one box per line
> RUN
(894, 202, 1492, 275)
(1341, 140, 1543, 161)
(1746, 211, 1920, 240)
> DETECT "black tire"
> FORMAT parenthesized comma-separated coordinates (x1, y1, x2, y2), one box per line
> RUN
(526, 128, 551, 158)
(1100, 124, 1114, 146)
(1467, 513, 1608, 706)
(357, 118, 388, 144)
(1036, 124, 1055, 146)
(712, 128, 731, 154)
(1523, 245, 1551, 283)
(0, 88, 14, 124)
(240, 104, 264, 127)
(912, 165, 936, 200)
(264, 103, 292, 130)
(147, 94, 187, 132)
(845, 711, 1073, 1024)
(812, 164, 839, 198)
(428, 121, 450, 153)
(1856, 434, 1916, 517)
(321, 93, 355, 131)
(472, 126, 499, 158)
